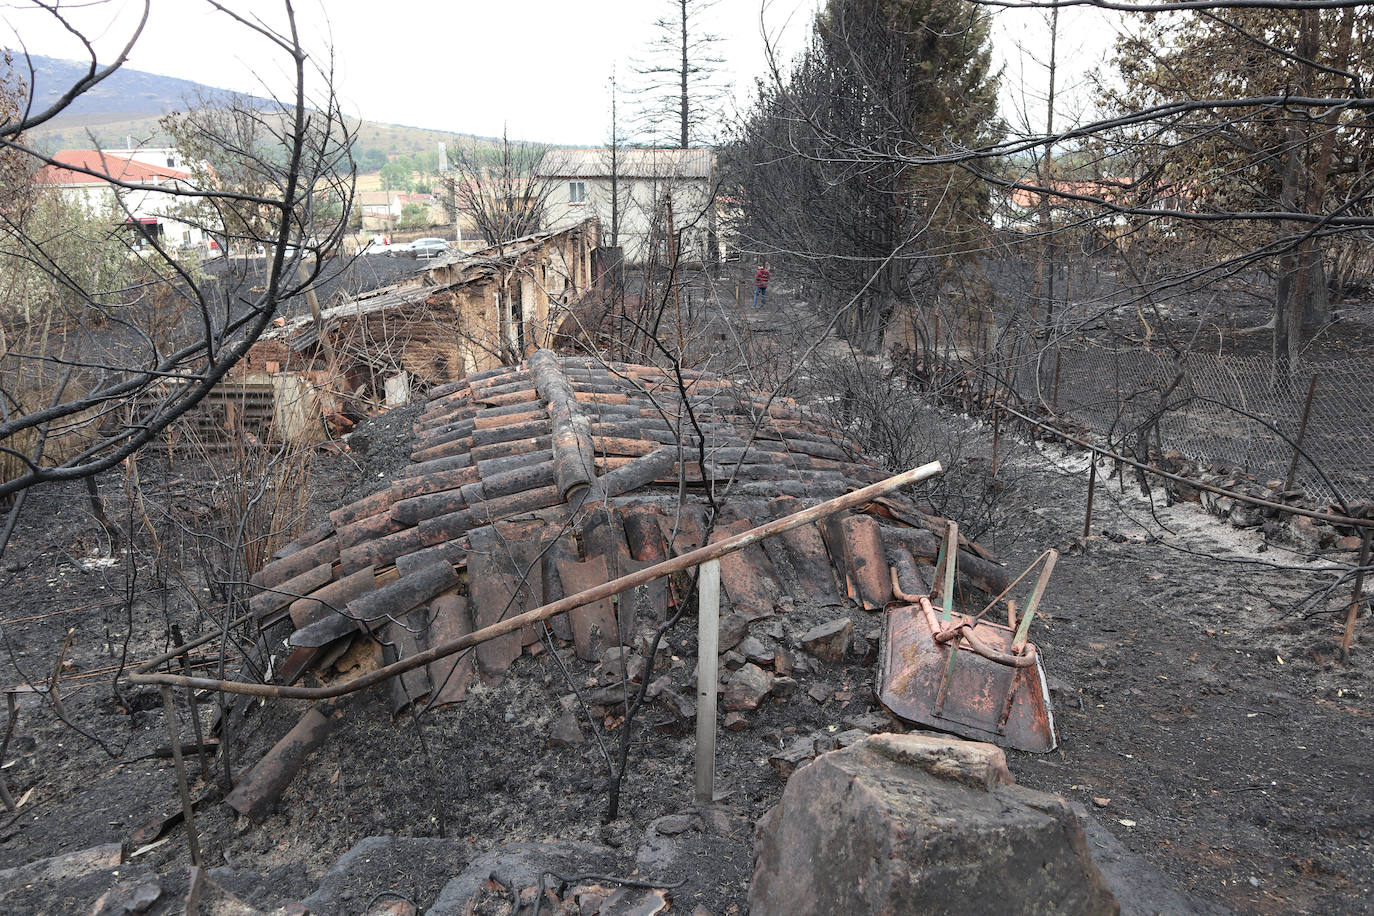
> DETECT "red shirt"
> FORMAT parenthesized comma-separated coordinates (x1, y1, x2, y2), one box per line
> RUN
(755, 267, 770, 288)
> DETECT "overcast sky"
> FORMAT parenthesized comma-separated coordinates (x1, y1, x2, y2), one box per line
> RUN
(2, 0, 1119, 146)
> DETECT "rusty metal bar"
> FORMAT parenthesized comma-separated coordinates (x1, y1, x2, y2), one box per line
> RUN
(966, 549, 1057, 625)
(172, 625, 211, 781)
(1284, 373, 1320, 492)
(129, 461, 945, 699)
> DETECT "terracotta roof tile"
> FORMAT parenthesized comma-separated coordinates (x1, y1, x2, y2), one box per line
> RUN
(37, 149, 193, 185)
(248, 348, 1002, 717)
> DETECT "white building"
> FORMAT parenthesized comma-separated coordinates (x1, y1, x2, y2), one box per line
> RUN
(36, 148, 210, 251)
(536, 148, 715, 265)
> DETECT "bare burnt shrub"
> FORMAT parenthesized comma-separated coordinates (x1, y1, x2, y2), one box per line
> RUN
(797, 352, 1001, 539)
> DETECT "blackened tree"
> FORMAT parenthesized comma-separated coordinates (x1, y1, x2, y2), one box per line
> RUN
(724, 0, 1001, 352)
(633, 0, 726, 148)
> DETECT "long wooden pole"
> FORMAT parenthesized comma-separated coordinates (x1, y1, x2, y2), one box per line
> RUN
(129, 461, 945, 700)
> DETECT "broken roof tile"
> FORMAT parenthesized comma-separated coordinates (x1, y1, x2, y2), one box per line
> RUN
(711, 513, 783, 620)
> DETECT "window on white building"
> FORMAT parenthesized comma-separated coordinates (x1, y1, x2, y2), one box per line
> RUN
(569, 181, 587, 204)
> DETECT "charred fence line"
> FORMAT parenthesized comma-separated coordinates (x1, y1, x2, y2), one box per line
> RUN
(901, 325, 1372, 664)
(909, 328, 1374, 506)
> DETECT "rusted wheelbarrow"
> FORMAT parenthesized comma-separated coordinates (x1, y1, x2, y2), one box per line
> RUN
(879, 524, 1059, 753)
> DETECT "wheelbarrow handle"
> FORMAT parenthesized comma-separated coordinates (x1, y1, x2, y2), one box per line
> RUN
(943, 623, 1039, 668)
(920, 597, 1039, 669)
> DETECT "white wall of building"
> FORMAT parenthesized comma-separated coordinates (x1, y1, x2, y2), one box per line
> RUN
(57, 182, 208, 250)
(544, 175, 713, 264)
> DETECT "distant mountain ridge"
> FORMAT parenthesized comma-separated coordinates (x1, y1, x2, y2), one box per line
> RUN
(8, 53, 505, 160)
(13, 53, 256, 125)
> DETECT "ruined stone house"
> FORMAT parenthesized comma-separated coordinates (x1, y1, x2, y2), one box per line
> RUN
(234, 219, 600, 439)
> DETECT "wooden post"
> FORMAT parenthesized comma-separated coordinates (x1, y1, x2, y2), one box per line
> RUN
(160, 686, 201, 865)
(1051, 349, 1063, 411)
(1083, 457, 1098, 539)
(1284, 373, 1320, 491)
(695, 559, 721, 805)
(1341, 530, 1370, 662)
(298, 261, 339, 379)
(991, 409, 1001, 477)
(172, 625, 211, 781)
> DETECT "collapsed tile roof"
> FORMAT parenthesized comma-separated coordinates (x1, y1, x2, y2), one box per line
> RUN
(230, 349, 1010, 816)
(261, 222, 595, 353)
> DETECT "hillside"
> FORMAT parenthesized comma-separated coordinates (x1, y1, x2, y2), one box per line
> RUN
(13, 53, 505, 159)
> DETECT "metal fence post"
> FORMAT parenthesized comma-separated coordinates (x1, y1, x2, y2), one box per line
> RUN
(1083, 457, 1098, 539)
(160, 686, 201, 865)
(695, 559, 722, 805)
(991, 409, 1001, 477)
(1284, 373, 1320, 492)
(1342, 531, 1370, 663)
(1051, 349, 1063, 411)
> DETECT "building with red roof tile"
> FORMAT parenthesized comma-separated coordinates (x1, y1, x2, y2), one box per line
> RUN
(35, 147, 214, 252)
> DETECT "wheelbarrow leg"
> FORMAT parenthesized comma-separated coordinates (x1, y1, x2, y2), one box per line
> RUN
(932, 522, 961, 717)
(1013, 551, 1058, 650)
(996, 667, 1021, 734)
(933, 637, 960, 718)
(1001, 551, 1057, 734)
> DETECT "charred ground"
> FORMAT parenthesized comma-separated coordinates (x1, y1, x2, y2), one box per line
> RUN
(0, 367, 1368, 913)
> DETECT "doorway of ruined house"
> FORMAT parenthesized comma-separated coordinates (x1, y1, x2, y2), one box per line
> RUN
(513, 269, 527, 354)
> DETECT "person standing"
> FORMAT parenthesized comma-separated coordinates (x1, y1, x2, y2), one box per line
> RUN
(752, 261, 771, 309)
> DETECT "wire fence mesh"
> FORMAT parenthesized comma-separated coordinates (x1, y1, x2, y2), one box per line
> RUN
(981, 335, 1374, 504)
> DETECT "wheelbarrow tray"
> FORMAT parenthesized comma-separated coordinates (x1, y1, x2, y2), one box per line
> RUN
(879, 601, 1057, 753)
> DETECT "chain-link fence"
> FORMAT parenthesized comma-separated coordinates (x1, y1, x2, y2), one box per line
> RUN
(983, 337, 1373, 504)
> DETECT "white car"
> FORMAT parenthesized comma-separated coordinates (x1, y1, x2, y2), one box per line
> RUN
(389, 237, 451, 259)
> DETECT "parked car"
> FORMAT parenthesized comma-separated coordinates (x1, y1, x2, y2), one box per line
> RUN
(388, 237, 451, 259)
